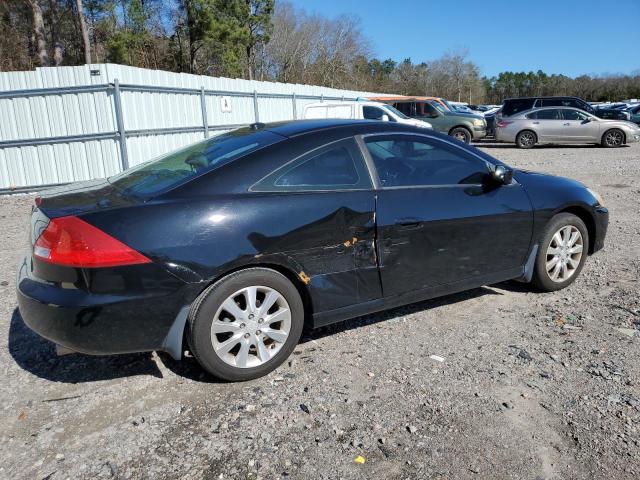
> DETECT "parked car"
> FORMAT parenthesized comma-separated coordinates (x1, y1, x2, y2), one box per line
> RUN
(495, 106, 640, 148)
(303, 100, 432, 128)
(498, 96, 632, 122)
(17, 119, 609, 381)
(626, 104, 640, 124)
(370, 95, 452, 112)
(376, 98, 487, 143)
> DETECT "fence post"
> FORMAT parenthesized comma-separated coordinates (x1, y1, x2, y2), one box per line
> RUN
(113, 79, 129, 171)
(200, 86, 209, 138)
(291, 92, 297, 119)
(320, 93, 324, 103)
(253, 90, 259, 122)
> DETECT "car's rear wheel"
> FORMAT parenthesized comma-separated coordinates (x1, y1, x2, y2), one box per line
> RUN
(601, 128, 624, 148)
(532, 213, 588, 292)
(450, 127, 471, 143)
(187, 268, 304, 381)
(516, 130, 537, 149)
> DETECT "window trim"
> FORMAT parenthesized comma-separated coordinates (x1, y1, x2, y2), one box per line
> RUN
(249, 136, 373, 193)
(356, 132, 508, 190)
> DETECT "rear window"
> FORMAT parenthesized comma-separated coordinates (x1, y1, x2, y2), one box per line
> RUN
(109, 128, 282, 198)
(502, 99, 536, 117)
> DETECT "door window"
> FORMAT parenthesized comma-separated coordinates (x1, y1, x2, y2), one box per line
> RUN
(364, 135, 489, 187)
(536, 109, 562, 120)
(416, 102, 440, 118)
(252, 138, 372, 191)
(561, 109, 589, 121)
(363, 106, 393, 121)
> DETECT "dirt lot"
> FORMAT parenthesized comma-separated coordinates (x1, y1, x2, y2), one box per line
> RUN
(1, 142, 639, 480)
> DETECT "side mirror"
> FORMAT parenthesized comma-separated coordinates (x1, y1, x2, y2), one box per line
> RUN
(491, 165, 513, 185)
(380, 114, 390, 122)
(581, 118, 592, 124)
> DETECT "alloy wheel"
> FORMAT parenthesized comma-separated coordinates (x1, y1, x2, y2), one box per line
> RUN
(210, 286, 291, 368)
(545, 225, 584, 283)
(605, 130, 623, 147)
(519, 132, 535, 147)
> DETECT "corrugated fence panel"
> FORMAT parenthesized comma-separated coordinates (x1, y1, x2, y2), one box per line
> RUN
(0, 64, 391, 191)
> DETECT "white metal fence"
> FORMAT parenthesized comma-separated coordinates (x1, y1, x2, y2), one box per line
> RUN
(0, 64, 386, 192)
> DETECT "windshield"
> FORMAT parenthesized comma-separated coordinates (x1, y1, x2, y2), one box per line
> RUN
(431, 101, 447, 113)
(441, 99, 455, 111)
(109, 128, 282, 198)
(382, 104, 410, 119)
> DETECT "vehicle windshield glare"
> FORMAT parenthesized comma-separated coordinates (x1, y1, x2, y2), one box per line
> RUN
(109, 128, 282, 198)
(382, 104, 409, 119)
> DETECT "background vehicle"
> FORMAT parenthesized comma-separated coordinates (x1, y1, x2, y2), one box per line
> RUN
(495, 106, 640, 148)
(303, 100, 432, 128)
(626, 104, 640, 124)
(17, 120, 608, 381)
(498, 96, 632, 122)
(376, 98, 486, 143)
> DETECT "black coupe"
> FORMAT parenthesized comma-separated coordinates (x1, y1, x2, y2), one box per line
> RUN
(17, 120, 608, 381)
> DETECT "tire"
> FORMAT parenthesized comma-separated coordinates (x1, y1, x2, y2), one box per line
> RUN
(531, 213, 589, 292)
(601, 128, 624, 148)
(187, 268, 304, 381)
(516, 130, 537, 149)
(450, 127, 471, 143)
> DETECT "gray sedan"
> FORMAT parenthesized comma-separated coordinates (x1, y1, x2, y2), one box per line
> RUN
(495, 107, 640, 148)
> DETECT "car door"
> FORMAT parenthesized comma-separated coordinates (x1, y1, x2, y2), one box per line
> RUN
(534, 109, 565, 141)
(559, 108, 601, 142)
(361, 133, 533, 297)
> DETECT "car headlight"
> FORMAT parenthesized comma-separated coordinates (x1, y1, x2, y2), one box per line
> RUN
(587, 188, 605, 207)
(473, 119, 485, 126)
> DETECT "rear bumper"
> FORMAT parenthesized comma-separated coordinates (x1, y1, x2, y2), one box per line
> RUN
(16, 256, 199, 357)
(592, 207, 609, 254)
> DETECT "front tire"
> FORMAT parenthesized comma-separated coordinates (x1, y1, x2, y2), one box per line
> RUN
(532, 213, 588, 292)
(187, 268, 304, 381)
(601, 129, 624, 148)
(450, 127, 471, 143)
(516, 130, 537, 149)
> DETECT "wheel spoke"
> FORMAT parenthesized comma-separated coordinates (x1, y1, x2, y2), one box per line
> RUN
(256, 337, 271, 362)
(552, 231, 563, 247)
(221, 298, 245, 321)
(560, 262, 568, 280)
(235, 339, 250, 368)
(551, 261, 562, 280)
(262, 328, 288, 343)
(568, 256, 580, 268)
(215, 334, 242, 355)
(546, 256, 560, 270)
(258, 290, 280, 318)
(568, 231, 580, 247)
(264, 308, 290, 325)
(569, 244, 583, 254)
(211, 320, 241, 334)
(547, 246, 560, 255)
(245, 286, 258, 315)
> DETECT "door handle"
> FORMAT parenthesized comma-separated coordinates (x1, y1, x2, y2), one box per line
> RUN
(396, 217, 421, 229)
(563, 123, 571, 126)
(532, 121, 539, 124)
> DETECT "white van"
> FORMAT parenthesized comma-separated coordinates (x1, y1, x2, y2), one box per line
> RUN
(303, 100, 432, 129)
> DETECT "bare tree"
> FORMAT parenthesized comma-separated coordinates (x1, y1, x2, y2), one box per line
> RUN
(75, 0, 91, 64)
(24, 0, 48, 66)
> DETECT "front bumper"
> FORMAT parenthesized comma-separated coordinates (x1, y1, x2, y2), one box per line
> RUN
(16, 255, 199, 356)
(472, 126, 487, 139)
(626, 131, 640, 143)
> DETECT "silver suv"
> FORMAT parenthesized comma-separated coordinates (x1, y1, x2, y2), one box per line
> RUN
(495, 107, 640, 148)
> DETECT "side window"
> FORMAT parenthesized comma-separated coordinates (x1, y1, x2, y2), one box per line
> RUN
(541, 98, 563, 107)
(252, 138, 372, 192)
(561, 109, 588, 121)
(537, 109, 561, 120)
(363, 106, 394, 121)
(364, 135, 489, 188)
(417, 102, 439, 118)
(525, 111, 538, 119)
(504, 99, 535, 116)
(393, 103, 412, 116)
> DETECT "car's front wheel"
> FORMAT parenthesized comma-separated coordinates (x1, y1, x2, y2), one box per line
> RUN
(532, 213, 588, 292)
(187, 268, 304, 381)
(450, 127, 471, 143)
(601, 128, 624, 148)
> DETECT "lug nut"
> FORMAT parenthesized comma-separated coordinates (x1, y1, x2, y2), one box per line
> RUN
(256, 330, 262, 335)
(258, 318, 264, 323)
(248, 314, 254, 319)
(244, 333, 250, 339)
(239, 323, 245, 328)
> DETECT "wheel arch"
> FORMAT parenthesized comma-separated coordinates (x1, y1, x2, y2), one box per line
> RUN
(448, 125, 472, 136)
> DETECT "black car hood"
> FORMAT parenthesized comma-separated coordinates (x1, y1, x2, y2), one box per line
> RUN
(37, 178, 140, 218)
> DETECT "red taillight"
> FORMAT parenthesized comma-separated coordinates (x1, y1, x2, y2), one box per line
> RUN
(497, 120, 512, 128)
(34, 196, 42, 207)
(33, 216, 151, 268)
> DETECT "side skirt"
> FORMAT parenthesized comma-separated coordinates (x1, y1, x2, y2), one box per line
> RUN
(312, 266, 524, 328)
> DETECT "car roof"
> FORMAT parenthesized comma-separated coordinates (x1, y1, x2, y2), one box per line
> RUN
(260, 119, 413, 138)
(504, 96, 579, 101)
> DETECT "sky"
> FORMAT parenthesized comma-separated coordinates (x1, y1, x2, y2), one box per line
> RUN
(288, 0, 640, 78)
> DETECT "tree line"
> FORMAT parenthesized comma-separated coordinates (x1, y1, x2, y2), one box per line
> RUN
(2, 0, 639, 102)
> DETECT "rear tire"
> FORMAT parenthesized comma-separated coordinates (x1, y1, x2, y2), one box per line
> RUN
(450, 127, 471, 143)
(601, 129, 624, 148)
(187, 268, 304, 381)
(531, 213, 589, 292)
(516, 130, 537, 149)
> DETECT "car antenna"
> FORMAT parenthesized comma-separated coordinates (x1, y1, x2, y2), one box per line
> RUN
(250, 122, 266, 130)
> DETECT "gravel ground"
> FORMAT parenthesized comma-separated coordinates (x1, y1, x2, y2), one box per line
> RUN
(1, 142, 639, 480)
